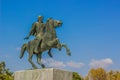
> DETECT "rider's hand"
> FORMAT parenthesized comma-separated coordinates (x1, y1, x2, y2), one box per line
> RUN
(24, 36, 29, 40)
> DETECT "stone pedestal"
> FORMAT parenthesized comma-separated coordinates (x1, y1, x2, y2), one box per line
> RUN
(14, 68, 72, 80)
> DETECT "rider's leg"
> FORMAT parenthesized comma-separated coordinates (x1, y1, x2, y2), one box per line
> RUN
(34, 39, 41, 53)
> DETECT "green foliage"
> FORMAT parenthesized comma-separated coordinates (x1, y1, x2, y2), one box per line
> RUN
(0, 61, 13, 80)
(73, 72, 83, 80)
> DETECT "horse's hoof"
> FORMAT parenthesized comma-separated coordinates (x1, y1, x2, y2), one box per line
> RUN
(58, 48, 61, 51)
(34, 67, 38, 69)
(33, 66, 38, 69)
(68, 53, 71, 56)
(67, 51, 71, 56)
(20, 54, 23, 59)
(49, 53, 53, 58)
(41, 64, 45, 68)
(20, 55, 23, 59)
(67, 50, 71, 56)
(50, 55, 53, 58)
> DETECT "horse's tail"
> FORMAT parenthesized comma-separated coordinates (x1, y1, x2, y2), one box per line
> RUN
(20, 43, 27, 59)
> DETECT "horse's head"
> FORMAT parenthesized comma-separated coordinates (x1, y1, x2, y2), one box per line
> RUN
(47, 18, 62, 28)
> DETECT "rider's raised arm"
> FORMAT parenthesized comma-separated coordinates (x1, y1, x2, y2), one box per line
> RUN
(24, 23, 36, 40)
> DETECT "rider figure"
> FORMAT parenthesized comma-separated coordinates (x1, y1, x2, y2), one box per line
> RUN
(24, 16, 45, 53)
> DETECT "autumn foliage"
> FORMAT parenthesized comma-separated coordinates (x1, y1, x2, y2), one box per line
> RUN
(85, 68, 120, 80)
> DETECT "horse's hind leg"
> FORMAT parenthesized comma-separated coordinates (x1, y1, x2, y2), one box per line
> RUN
(28, 53, 38, 69)
(60, 44, 71, 56)
(37, 53, 45, 68)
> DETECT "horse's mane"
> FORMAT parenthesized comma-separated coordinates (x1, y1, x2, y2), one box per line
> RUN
(45, 18, 54, 32)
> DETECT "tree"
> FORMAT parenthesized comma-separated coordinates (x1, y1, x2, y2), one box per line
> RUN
(72, 72, 83, 80)
(88, 68, 107, 80)
(0, 61, 13, 80)
(84, 75, 89, 80)
(107, 70, 120, 80)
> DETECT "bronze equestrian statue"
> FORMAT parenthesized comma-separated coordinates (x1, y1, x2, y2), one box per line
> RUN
(20, 16, 71, 69)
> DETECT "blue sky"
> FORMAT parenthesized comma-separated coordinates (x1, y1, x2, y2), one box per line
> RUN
(0, 0, 120, 76)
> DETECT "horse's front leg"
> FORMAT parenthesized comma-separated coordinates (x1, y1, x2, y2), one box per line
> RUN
(37, 53, 45, 68)
(48, 48, 53, 57)
(60, 44, 71, 56)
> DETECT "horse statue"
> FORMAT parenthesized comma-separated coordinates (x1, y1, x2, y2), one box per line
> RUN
(20, 18, 71, 69)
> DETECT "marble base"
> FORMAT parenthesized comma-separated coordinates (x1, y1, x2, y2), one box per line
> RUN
(14, 68, 72, 80)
